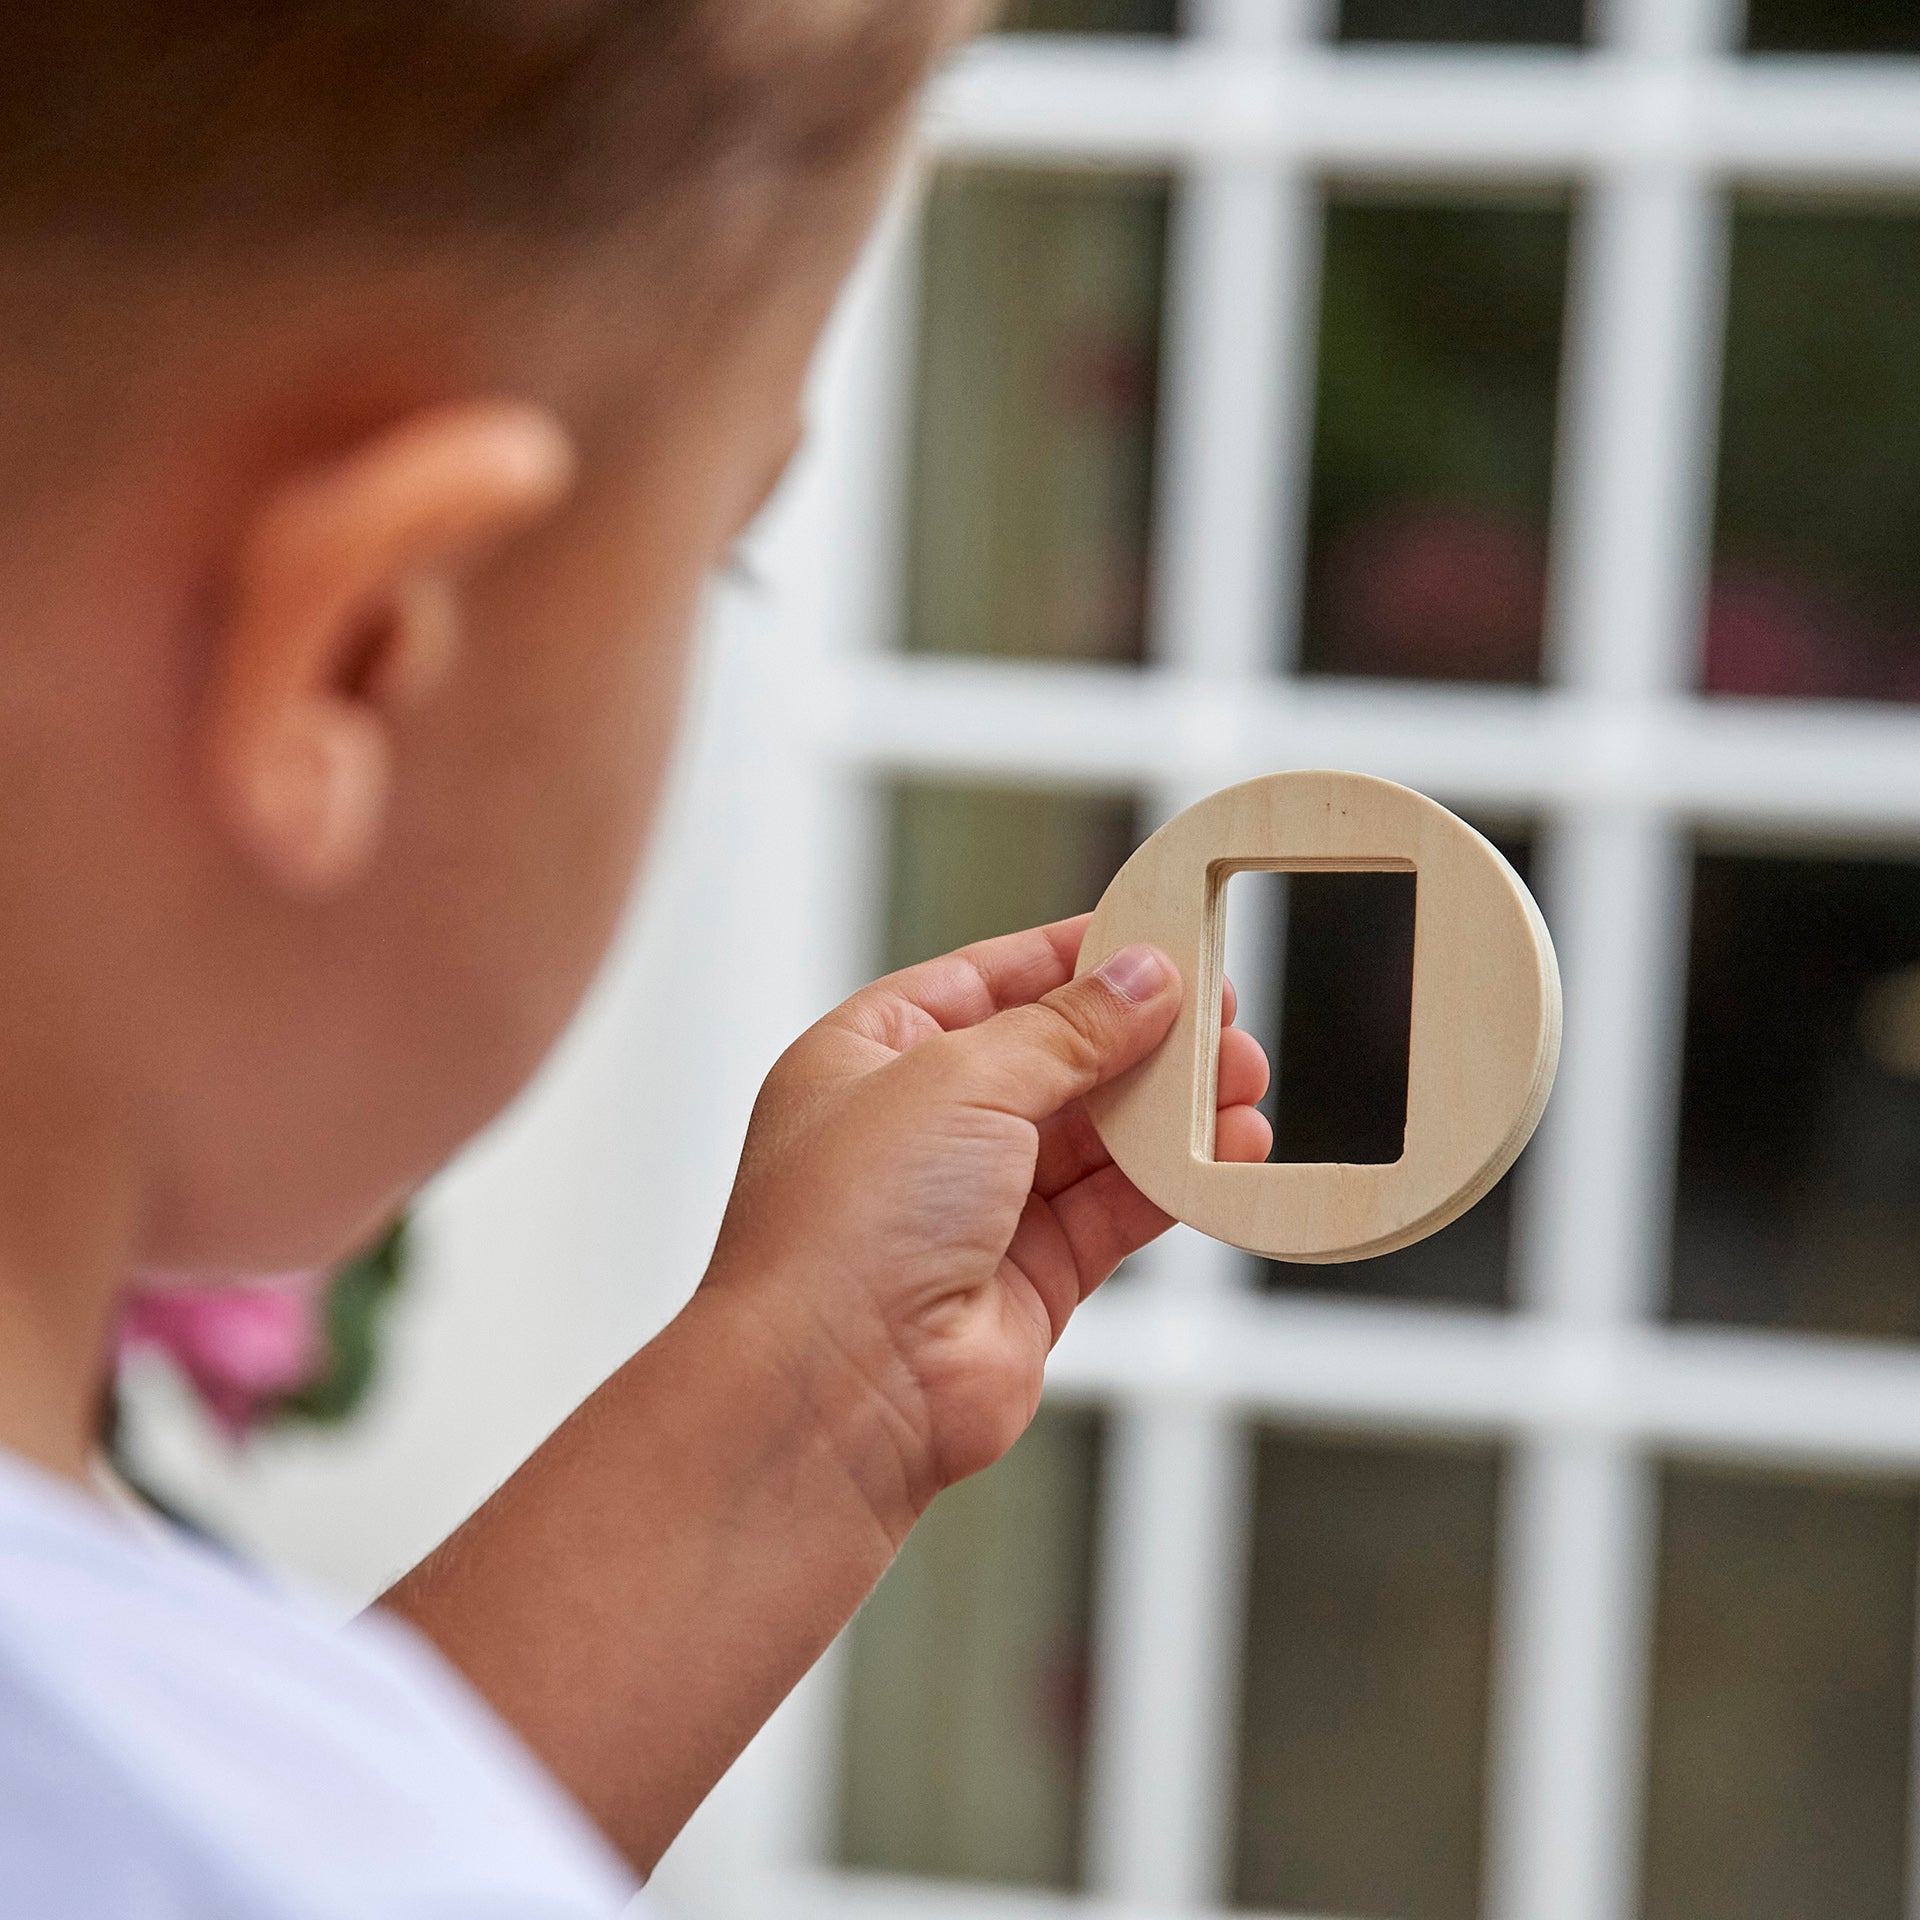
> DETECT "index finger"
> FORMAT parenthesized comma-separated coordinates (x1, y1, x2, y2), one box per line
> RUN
(833, 914, 1094, 1041)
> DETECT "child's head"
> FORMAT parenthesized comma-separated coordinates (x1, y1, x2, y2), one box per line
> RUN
(0, 0, 973, 1274)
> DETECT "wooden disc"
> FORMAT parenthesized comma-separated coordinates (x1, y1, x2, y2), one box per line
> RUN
(1075, 771, 1561, 1263)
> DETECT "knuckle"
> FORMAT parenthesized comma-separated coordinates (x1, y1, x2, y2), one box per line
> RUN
(1033, 991, 1112, 1076)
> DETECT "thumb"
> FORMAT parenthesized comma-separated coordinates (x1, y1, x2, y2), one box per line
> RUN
(936, 943, 1182, 1125)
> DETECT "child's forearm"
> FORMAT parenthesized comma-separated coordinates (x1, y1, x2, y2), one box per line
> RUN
(379, 1273, 922, 1875)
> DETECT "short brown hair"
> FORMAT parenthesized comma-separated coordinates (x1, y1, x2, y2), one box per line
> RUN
(0, 1, 973, 253)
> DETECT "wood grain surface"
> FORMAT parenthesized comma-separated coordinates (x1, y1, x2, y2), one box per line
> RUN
(1076, 771, 1561, 1262)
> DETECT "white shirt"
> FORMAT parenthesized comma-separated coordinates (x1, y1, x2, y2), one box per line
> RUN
(0, 1449, 639, 1918)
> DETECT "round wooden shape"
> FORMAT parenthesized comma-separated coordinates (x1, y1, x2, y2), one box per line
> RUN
(1075, 771, 1561, 1263)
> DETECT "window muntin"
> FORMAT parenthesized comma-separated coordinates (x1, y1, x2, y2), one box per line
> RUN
(1300, 188, 1573, 686)
(905, 167, 1169, 668)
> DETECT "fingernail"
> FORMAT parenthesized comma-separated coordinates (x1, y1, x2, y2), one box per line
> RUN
(1097, 944, 1170, 1004)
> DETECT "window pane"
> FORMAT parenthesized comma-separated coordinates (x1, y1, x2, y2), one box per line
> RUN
(1745, 0, 1920, 55)
(1231, 869, 1417, 1166)
(907, 167, 1169, 666)
(1709, 198, 1920, 702)
(1641, 1464, 1917, 1920)
(838, 1411, 1102, 1889)
(886, 782, 1141, 971)
(1337, 0, 1585, 46)
(1233, 1431, 1502, 1920)
(1259, 827, 1534, 1306)
(999, 0, 1177, 30)
(1671, 848, 1920, 1337)
(1299, 188, 1571, 684)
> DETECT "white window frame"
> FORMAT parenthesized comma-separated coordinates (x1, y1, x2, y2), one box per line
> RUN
(673, 6, 1920, 1919)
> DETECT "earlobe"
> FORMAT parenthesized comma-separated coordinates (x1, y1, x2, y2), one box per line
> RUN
(203, 401, 575, 898)
(246, 707, 391, 898)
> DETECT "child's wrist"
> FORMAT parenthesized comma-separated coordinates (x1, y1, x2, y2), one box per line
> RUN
(689, 1266, 941, 1552)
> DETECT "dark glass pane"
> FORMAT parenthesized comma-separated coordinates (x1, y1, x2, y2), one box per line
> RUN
(1222, 869, 1416, 1165)
(907, 167, 1169, 665)
(1233, 1431, 1502, 1920)
(838, 1411, 1102, 1889)
(1338, 0, 1584, 45)
(1745, 0, 1920, 55)
(886, 783, 1140, 972)
(1269, 871, 1417, 1165)
(1299, 189, 1571, 684)
(1641, 1464, 1917, 1920)
(1710, 199, 1920, 701)
(1260, 829, 1533, 1306)
(1672, 849, 1920, 1336)
(1000, 0, 1177, 30)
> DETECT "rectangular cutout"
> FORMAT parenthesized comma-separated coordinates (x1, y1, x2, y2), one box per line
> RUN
(1220, 869, 1417, 1165)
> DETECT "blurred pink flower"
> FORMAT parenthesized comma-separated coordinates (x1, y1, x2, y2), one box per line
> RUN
(1702, 564, 1861, 699)
(1323, 506, 1547, 682)
(120, 1272, 326, 1439)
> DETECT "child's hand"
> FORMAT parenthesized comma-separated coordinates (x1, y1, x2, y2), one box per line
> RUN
(702, 915, 1271, 1539)
(393, 921, 1268, 1866)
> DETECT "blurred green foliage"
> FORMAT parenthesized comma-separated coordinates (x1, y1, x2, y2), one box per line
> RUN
(1717, 199, 1920, 623)
(278, 1217, 410, 1427)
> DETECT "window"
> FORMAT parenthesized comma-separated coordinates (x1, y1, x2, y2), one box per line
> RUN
(710, 6, 1920, 1920)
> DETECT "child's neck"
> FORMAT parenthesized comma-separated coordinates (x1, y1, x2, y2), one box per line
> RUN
(0, 1102, 140, 1484)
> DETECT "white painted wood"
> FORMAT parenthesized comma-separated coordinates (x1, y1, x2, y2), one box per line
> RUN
(1149, 166, 1310, 682)
(928, 39, 1920, 180)
(819, 655, 1920, 835)
(1047, 1289, 1920, 1474)
(1084, 1405, 1252, 1907)
(1486, 1442, 1658, 1920)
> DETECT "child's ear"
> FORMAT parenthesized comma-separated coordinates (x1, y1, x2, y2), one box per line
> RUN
(202, 399, 576, 896)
